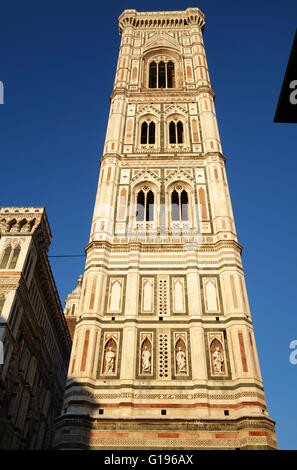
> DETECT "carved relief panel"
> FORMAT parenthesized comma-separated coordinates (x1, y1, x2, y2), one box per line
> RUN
(173, 332, 188, 376)
(205, 331, 231, 379)
(138, 332, 154, 377)
(98, 331, 122, 379)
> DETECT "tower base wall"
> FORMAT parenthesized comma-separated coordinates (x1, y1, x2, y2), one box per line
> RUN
(54, 416, 277, 450)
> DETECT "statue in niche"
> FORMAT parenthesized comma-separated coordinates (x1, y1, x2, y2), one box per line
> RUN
(213, 346, 224, 373)
(176, 346, 186, 373)
(141, 345, 151, 373)
(104, 346, 115, 374)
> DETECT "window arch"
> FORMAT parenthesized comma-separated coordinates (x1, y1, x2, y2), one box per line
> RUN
(169, 121, 184, 144)
(158, 61, 165, 88)
(136, 189, 155, 222)
(171, 189, 189, 223)
(181, 190, 188, 221)
(0, 245, 12, 269)
(177, 121, 184, 143)
(141, 122, 148, 144)
(171, 190, 179, 221)
(148, 60, 176, 89)
(169, 122, 176, 144)
(9, 245, 21, 269)
(149, 61, 157, 88)
(0, 244, 21, 270)
(148, 122, 155, 144)
(167, 61, 175, 88)
(140, 121, 156, 145)
(136, 190, 145, 221)
(146, 190, 154, 221)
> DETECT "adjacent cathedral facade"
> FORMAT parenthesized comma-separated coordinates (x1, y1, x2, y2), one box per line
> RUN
(54, 8, 277, 449)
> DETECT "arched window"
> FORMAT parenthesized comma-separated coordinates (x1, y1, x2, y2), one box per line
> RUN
(148, 122, 155, 144)
(171, 189, 189, 222)
(146, 190, 154, 221)
(167, 61, 175, 88)
(169, 121, 183, 144)
(136, 189, 155, 222)
(8, 245, 21, 269)
(171, 190, 179, 220)
(177, 121, 184, 143)
(141, 122, 148, 144)
(181, 190, 188, 221)
(149, 62, 157, 88)
(158, 61, 166, 88)
(148, 61, 175, 89)
(136, 190, 145, 221)
(169, 121, 176, 144)
(141, 121, 155, 145)
(0, 245, 12, 269)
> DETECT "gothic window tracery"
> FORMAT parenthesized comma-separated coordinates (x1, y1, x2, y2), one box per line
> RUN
(158, 61, 165, 88)
(171, 188, 189, 222)
(149, 61, 157, 88)
(141, 121, 155, 145)
(167, 61, 175, 88)
(8, 245, 21, 269)
(0, 244, 21, 270)
(169, 120, 183, 144)
(136, 189, 154, 222)
(0, 245, 12, 269)
(148, 60, 175, 89)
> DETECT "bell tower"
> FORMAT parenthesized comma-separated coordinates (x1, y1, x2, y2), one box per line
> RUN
(54, 8, 277, 450)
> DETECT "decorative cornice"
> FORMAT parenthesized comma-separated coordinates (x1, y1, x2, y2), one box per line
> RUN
(100, 152, 226, 164)
(0, 272, 21, 290)
(110, 86, 215, 102)
(75, 315, 252, 328)
(85, 239, 243, 255)
(118, 8, 205, 35)
(0, 207, 51, 253)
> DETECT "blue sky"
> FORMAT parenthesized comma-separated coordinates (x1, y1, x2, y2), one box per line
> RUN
(0, 0, 296, 449)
